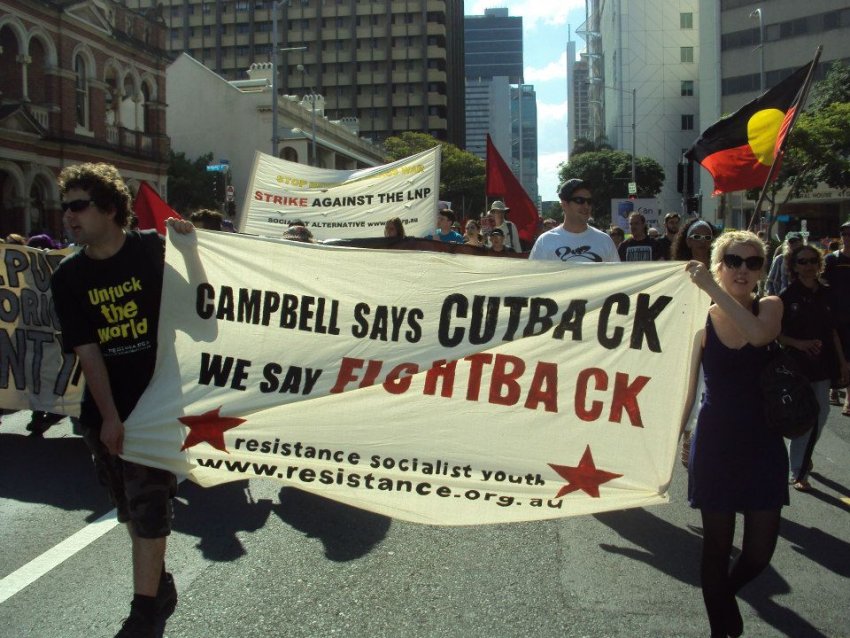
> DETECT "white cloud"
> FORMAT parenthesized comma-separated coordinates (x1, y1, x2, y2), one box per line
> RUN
(525, 51, 568, 83)
(537, 99, 569, 122)
(538, 151, 569, 201)
(466, 0, 584, 30)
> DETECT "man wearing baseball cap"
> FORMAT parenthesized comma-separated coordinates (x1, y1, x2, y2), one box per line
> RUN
(529, 179, 619, 262)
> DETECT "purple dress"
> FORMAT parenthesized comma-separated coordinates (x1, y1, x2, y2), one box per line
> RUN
(688, 315, 789, 511)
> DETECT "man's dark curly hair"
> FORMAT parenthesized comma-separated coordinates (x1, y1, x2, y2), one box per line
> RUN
(58, 163, 132, 228)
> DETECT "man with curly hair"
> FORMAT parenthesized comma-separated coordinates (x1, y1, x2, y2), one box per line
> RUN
(51, 163, 194, 638)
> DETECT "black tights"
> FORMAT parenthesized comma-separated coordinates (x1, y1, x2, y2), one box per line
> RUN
(700, 509, 781, 637)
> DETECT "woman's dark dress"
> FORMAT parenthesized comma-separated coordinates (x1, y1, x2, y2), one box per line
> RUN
(688, 315, 789, 511)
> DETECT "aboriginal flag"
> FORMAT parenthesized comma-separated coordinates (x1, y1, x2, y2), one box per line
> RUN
(686, 61, 812, 194)
(485, 134, 540, 246)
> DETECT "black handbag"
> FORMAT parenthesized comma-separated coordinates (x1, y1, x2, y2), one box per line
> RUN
(760, 348, 819, 439)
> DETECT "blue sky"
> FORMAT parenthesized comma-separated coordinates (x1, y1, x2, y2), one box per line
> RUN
(465, 1, 587, 201)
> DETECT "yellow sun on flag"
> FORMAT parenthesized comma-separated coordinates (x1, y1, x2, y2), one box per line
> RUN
(747, 108, 786, 166)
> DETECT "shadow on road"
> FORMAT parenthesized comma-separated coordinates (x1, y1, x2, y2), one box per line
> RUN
(594, 507, 828, 638)
(779, 516, 850, 578)
(0, 432, 108, 519)
(273, 487, 390, 561)
(172, 480, 273, 562)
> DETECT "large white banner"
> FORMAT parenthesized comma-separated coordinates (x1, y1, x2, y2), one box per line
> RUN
(238, 147, 440, 240)
(0, 245, 82, 415)
(124, 230, 707, 525)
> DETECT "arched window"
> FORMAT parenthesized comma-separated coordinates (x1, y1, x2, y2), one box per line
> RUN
(0, 26, 23, 100)
(75, 55, 89, 128)
(141, 82, 152, 133)
(282, 146, 298, 162)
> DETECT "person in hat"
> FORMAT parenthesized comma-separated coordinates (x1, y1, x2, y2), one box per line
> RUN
(766, 231, 803, 295)
(529, 179, 619, 262)
(657, 212, 681, 260)
(488, 200, 521, 252)
(487, 227, 515, 255)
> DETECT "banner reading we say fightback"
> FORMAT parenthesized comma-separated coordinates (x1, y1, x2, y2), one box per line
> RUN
(125, 230, 707, 525)
(238, 147, 440, 240)
(0, 245, 82, 415)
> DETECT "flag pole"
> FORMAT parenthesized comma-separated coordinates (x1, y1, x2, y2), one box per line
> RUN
(748, 46, 822, 232)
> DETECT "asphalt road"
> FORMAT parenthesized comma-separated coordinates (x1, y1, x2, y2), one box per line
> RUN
(1, 407, 848, 638)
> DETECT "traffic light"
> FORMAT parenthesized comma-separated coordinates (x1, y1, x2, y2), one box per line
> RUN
(686, 196, 700, 215)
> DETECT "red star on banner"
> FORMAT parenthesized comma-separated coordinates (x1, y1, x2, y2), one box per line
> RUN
(178, 407, 246, 452)
(548, 445, 623, 499)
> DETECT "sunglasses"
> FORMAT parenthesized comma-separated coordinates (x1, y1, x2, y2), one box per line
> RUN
(568, 196, 593, 205)
(688, 234, 713, 241)
(795, 257, 819, 266)
(61, 199, 92, 213)
(722, 254, 765, 271)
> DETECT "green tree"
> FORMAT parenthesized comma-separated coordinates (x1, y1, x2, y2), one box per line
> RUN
(570, 136, 613, 156)
(557, 150, 665, 225)
(764, 62, 850, 214)
(384, 132, 485, 217)
(167, 150, 219, 215)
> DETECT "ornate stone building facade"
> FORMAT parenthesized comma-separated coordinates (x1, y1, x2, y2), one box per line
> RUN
(0, 0, 170, 239)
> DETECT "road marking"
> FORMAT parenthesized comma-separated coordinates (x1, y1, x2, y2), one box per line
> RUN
(0, 509, 120, 604)
(841, 497, 850, 507)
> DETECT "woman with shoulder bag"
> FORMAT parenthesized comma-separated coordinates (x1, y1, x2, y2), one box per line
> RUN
(778, 244, 849, 491)
(684, 231, 788, 638)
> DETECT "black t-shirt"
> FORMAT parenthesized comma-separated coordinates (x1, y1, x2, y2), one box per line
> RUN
(823, 251, 850, 323)
(618, 237, 662, 262)
(51, 231, 165, 425)
(780, 280, 838, 382)
(656, 236, 673, 260)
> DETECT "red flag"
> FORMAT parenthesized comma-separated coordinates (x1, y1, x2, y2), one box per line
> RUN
(134, 181, 180, 234)
(486, 134, 540, 246)
(685, 61, 812, 194)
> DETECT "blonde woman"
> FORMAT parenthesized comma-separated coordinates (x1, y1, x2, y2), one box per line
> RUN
(685, 231, 787, 638)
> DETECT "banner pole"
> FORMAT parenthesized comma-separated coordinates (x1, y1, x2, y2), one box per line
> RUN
(748, 46, 822, 232)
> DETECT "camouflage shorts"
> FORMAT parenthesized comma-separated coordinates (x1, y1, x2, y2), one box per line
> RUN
(81, 425, 177, 538)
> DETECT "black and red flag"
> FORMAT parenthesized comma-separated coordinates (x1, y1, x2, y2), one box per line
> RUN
(486, 134, 540, 246)
(685, 60, 813, 195)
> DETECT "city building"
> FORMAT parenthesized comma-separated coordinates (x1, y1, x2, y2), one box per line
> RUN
(566, 37, 591, 154)
(464, 7, 537, 204)
(0, 0, 170, 239)
(464, 76, 510, 160)
(697, 0, 850, 231)
(591, 0, 700, 217)
(126, 0, 464, 148)
(511, 84, 538, 204)
(464, 7, 523, 83)
(166, 53, 386, 214)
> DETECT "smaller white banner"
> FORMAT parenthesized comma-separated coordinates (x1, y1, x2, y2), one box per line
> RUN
(238, 147, 441, 240)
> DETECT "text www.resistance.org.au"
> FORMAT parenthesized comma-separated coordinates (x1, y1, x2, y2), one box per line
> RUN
(194, 457, 517, 506)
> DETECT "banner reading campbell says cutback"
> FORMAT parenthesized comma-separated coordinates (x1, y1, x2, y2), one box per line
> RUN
(238, 147, 440, 240)
(0, 245, 82, 415)
(124, 229, 707, 525)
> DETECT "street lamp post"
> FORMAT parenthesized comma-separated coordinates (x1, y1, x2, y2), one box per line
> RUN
(271, 1, 305, 157)
(297, 63, 317, 167)
(750, 8, 765, 93)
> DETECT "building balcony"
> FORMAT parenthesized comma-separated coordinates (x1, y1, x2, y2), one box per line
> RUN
(426, 23, 446, 37)
(427, 68, 447, 82)
(28, 104, 50, 129)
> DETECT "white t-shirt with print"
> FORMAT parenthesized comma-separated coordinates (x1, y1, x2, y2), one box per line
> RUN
(528, 226, 620, 263)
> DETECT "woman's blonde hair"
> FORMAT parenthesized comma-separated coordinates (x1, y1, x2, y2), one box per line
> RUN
(709, 230, 767, 278)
